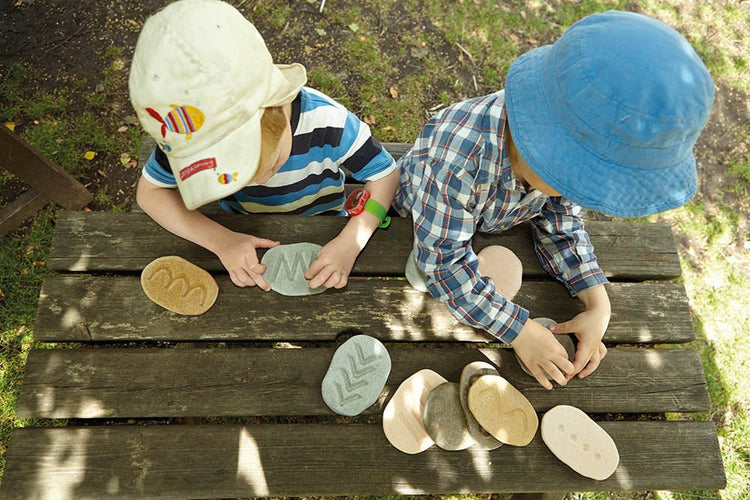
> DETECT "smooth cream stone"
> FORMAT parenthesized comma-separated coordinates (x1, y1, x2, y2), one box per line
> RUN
(468, 374, 538, 447)
(141, 256, 219, 315)
(422, 382, 475, 451)
(541, 405, 619, 480)
(382, 369, 448, 454)
(477, 245, 523, 300)
(261, 243, 326, 296)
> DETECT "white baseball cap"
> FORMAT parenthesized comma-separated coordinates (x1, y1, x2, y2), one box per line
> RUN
(129, 0, 306, 210)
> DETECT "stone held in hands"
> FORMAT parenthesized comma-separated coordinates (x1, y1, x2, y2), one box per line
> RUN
(261, 242, 326, 296)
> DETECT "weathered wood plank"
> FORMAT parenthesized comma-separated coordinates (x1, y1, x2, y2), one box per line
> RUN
(48, 211, 681, 279)
(0, 125, 93, 210)
(34, 276, 693, 343)
(17, 347, 710, 418)
(0, 422, 725, 498)
(0, 189, 48, 238)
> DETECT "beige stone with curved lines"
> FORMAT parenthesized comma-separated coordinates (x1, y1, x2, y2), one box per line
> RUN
(141, 256, 219, 315)
(468, 374, 538, 446)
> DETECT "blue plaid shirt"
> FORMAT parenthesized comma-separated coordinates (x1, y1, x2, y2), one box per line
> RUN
(394, 90, 608, 344)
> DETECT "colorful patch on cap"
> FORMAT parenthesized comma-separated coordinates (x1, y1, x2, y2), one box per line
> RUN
(146, 104, 205, 140)
(217, 172, 239, 184)
(180, 158, 217, 181)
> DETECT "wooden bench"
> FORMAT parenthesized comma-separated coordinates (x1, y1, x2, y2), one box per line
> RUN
(0, 142, 725, 498)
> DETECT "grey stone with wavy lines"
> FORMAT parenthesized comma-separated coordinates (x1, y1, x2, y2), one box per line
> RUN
(261, 242, 326, 296)
(321, 335, 391, 416)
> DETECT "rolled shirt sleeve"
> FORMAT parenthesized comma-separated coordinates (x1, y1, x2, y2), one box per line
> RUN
(411, 159, 529, 345)
(530, 196, 609, 296)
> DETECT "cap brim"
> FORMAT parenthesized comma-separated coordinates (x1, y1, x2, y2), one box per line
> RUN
(505, 46, 697, 218)
(265, 63, 307, 108)
(168, 110, 262, 210)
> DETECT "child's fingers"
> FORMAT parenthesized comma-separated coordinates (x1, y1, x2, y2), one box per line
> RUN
(308, 265, 334, 289)
(557, 357, 575, 376)
(572, 343, 595, 374)
(578, 351, 602, 378)
(304, 258, 326, 280)
(236, 268, 255, 287)
(334, 275, 348, 289)
(549, 316, 581, 334)
(531, 366, 554, 390)
(251, 237, 280, 249)
(323, 271, 341, 289)
(229, 270, 244, 287)
(599, 343, 608, 359)
(544, 360, 568, 387)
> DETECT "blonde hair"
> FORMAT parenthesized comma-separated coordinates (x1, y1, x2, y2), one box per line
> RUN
(257, 106, 288, 175)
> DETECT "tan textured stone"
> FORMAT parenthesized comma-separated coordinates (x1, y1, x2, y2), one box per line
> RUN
(141, 256, 218, 315)
(468, 374, 538, 446)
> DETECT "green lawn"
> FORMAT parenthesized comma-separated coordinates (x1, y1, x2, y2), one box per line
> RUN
(1, 0, 748, 497)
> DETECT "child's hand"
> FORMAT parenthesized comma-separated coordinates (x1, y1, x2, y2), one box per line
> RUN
(215, 231, 280, 290)
(549, 307, 610, 379)
(305, 235, 358, 289)
(511, 319, 575, 390)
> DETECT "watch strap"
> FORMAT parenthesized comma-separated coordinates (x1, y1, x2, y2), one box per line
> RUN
(364, 198, 391, 229)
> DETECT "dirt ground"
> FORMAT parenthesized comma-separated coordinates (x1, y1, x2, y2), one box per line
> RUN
(1, 0, 748, 244)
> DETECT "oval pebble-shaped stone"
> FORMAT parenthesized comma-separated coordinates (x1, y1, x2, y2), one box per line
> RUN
(541, 405, 619, 480)
(404, 251, 428, 292)
(423, 382, 475, 451)
(459, 362, 504, 450)
(515, 318, 576, 379)
(468, 374, 538, 447)
(383, 369, 447, 454)
(141, 256, 219, 315)
(261, 243, 326, 296)
(321, 335, 391, 416)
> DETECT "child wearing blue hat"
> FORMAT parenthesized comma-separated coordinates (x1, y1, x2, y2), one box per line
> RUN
(394, 11, 714, 389)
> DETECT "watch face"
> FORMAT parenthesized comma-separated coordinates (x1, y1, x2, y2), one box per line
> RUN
(345, 188, 369, 216)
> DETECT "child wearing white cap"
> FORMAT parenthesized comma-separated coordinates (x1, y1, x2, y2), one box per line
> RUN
(395, 11, 714, 389)
(129, 0, 399, 290)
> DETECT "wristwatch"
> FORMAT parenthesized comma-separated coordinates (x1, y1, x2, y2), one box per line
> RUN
(344, 188, 391, 229)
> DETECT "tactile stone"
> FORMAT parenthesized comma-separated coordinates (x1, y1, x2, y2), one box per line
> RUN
(515, 318, 576, 379)
(404, 251, 428, 292)
(261, 243, 326, 296)
(383, 369, 448, 454)
(141, 256, 219, 315)
(477, 245, 523, 300)
(321, 335, 391, 416)
(541, 405, 619, 480)
(468, 374, 538, 447)
(459, 362, 504, 450)
(422, 382, 474, 451)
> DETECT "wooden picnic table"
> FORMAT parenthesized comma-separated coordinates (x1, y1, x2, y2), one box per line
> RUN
(0, 143, 725, 498)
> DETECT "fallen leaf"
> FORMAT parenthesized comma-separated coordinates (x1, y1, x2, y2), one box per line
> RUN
(381, 125, 395, 132)
(117, 125, 128, 133)
(389, 87, 399, 99)
(16, 325, 28, 336)
(508, 33, 520, 43)
(127, 19, 140, 29)
(527, 38, 538, 44)
(363, 115, 376, 125)
(97, 169, 108, 178)
(0, 288, 4, 300)
(125, 160, 138, 169)
(22, 269, 29, 275)
(369, 95, 378, 103)
(23, 245, 35, 254)
(124, 115, 139, 125)
(348, 23, 359, 32)
(83, 207, 92, 212)
(33, 260, 45, 267)
(304, 45, 314, 55)
(4, 122, 15, 132)
(315, 28, 326, 36)
(359, 35, 367, 43)
(120, 153, 131, 166)
(83, 151, 97, 160)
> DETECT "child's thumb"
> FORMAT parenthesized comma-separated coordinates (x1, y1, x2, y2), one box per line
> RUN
(549, 318, 578, 334)
(252, 237, 280, 249)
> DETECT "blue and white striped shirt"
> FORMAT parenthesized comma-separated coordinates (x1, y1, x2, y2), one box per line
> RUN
(394, 90, 609, 344)
(143, 87, 396, 215)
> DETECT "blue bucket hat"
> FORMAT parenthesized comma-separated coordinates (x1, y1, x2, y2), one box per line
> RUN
(505, 10, 714, 217)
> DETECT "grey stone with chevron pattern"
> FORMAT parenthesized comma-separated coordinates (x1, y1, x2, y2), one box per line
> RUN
(321, 335, 391, 416)
(261, 242, 327, 296)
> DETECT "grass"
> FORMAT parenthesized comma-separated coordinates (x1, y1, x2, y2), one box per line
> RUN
(1, 0, 748, 497)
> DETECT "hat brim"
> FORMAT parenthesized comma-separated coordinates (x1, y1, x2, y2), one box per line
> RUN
(265, 63, 307, 107)
(505, 46, 697, 218)
(168, 110, 262, 210)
